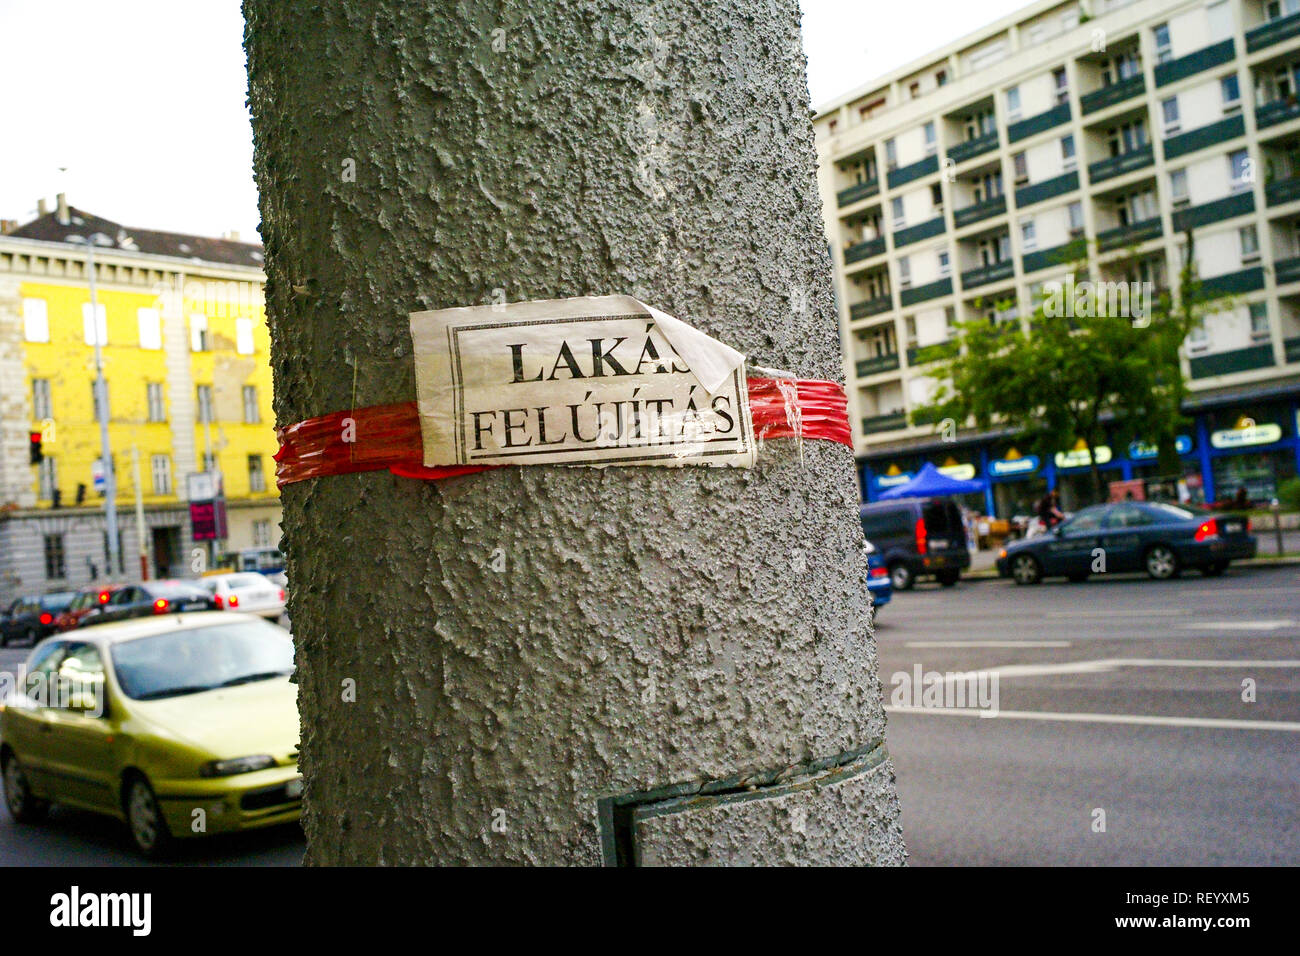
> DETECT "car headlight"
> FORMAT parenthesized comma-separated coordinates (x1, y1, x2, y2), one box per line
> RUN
(200, 755, 276, 777)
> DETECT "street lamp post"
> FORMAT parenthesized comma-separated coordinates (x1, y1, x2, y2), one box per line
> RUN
(83, 236, 121, 576)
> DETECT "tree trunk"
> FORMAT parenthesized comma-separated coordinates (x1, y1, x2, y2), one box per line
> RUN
(244, 0, 906, 865)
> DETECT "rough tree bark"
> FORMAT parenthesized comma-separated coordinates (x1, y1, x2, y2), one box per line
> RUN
(243, 0, 906, 865)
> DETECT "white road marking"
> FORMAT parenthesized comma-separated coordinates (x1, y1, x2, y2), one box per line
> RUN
(903, 640, 1072, 648)
(939, 658, 1300, 680)
(1045, 609, 1191, 617)
(1180, 621, 1296, 631)
(886, 706, 1300, 733)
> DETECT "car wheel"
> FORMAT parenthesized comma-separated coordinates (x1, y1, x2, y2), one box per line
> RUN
(1011, 553, 1042, 585)
(2, 752, 48, 824)
(936, 569, 960, 587)
(1202, 561, 1227, 577)
(889, 563, 915, 591)
(124, 775, 172, 859)
(1144, 545, 1179, 581)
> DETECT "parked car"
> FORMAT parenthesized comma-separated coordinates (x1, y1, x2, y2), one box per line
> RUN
(996, 501, 1257, 585)
(79, 580, 218, 627)
(53, 584, 128, 632)
(1, 612, 300, 858)
(864, 539, 892, 625)
(236, 547, 285, 576)
(197, 572, 286, 620)
(0, 592, 77, 647)
(859, 497, 971, 590)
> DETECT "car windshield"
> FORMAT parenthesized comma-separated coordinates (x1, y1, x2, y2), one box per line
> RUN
(110, 619, 294, 701)
(41, 592, 77, 610)
(147, 581, 207, 599)
(1146, 502, 1210, 521)
(224, 573, 270, 589)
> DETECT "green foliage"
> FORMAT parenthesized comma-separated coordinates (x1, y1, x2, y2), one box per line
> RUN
(1279, 476, 1300, 511)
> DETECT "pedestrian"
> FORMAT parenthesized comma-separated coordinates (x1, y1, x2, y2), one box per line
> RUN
(1233, 486, 1250, 510)
(1037, 489, 1064, 531)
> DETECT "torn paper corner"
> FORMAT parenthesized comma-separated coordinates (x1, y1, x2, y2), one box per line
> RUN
(638, 301, 744, 395)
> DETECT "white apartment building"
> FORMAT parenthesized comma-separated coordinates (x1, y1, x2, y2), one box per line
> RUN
(816, 0, 1300, 515)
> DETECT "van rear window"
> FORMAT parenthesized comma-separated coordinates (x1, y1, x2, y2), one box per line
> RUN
(861, 509, 913, 537)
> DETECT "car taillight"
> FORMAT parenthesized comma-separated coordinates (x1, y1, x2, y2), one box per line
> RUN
(212, 594, 224, 609)
(153, 598, 170, 613)
(229, 594, 239, 607)
(915, 517, 928, 555)
(98, 590, 111, 604)
(39, 613, 52, 625)
(1194, 519, 1218, 543)
(869, 566, 888, 579)
(1246, 518, 1252, 532)
(278, 589, 286, 602)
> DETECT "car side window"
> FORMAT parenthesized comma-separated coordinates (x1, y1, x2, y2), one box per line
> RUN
(1104, 505, 1151, 529)
(110, 588, 138, 606)
(24, 641, 66, 707)
(54, 643, 106, 716)
(1063, 510, 1104, 533)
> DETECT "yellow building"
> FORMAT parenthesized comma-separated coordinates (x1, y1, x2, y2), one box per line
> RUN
(0, 195, 279, 604)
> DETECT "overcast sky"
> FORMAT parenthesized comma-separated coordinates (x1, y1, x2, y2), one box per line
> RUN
(0, 0, 1029, 243)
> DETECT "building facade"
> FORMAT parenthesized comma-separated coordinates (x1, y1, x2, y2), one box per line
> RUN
(0, 196, 279, 607)
(815, 0, 1300, 516)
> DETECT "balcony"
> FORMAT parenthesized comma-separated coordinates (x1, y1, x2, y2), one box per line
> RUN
(1189, 343, 1275, 379)
(1266, 176, 1300, 207)
(1255, 97, 1300, 131)
(899, 277, 953, 306)
(1172, 191, 1255, 231)
(947, 130, 999, 164)
(837, 179, 880, 207)
(1097, 217, 1162, 252)
(961, 259, 1015, 289)
(1087, 144, 1154, 184)
(1286, 336, 1300, 363)
(1162, 114, 1246, 160)
(844, 237, 886, 264)
(1080, 75, 1145, 115)
(953, 194, 1006, 228)
(855, 353, 902, 377)
(1014, 171, 1079, 208)
(1274, 255, 1300, 284)
(1246, 12, 1300, 52)
(1198, 266, 1265, 297)
(1022, 238, 1086, 274)
(886, 153, 940, 190)
(1154, 38, 1234, 88)
(1007, 103, 1072, 144)
(849, 296, 893, 319)
(861, 412, 909, 434)
(893, 216, 946, 248)
(907, 339, 960, 366)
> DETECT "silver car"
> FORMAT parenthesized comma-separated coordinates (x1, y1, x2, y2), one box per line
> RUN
(198, 572, 286, 620)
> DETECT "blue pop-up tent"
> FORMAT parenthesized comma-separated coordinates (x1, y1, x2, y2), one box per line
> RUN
(877, 461, 987, 499)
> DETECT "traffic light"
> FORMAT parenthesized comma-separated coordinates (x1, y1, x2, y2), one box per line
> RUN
(29, 431, 42, 464)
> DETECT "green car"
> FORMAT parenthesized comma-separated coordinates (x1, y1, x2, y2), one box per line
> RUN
(1, 613, 301, 858)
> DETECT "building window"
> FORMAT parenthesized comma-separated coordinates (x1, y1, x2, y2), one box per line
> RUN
(236, 317, 255, 355)
(1005, 85, 1021, 121)
(137, 308, 162, 350)
(1229, 149, 1251, 191)
(1267, 0, 1300, 21)
(930, 182, 944, 210)
(923, 121, 937, 155)
(1188, 319, 1208, 350)
(1168, 168, 1189, 204)
(1012, 151, 1028, 184)
(23, 298, 49, 343)
(891, 197, 905, 227)
(909, 81, 920, 99)
(190, 314, 209, 352)
(1153, 23, 1172, 64)
(936, 69, 948, 86)
(938, 250, 951, 276)
(1053, 67, 1069, 105)
(1250, 302, 1271, 339)
(32, 379, 52, 420)
(43, 534, 66, 580)
(1160, 97, 1180, 135)
(91, 381, 109, 422)
(1221, 74, 1241, 110)
(1109, 119, 1148, 157)
(827, 119, 837, 135)
(884, 138, 897, 170)
(897, 256, 912, 288)
(242, 385, 260, 423)
(248, 455, 266, 493)
(1068, 201, 1084, 234)
(147, 383, 166, 422)
(38, 457, 57, 501)
(1061, 134, 1076, 170)
(151, 454, 172, 495)
(82, 303, 107, 346)
(252, 519, 274, 548)
(1240, 225, 1260, 261)
(1021, 219, 1038, 251)
(197, 384, 214, 424)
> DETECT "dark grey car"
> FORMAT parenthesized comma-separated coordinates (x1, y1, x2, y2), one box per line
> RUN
(859, 497, 971, 590)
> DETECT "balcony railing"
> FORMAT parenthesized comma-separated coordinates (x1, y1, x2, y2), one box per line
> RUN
(899, 277, 953, 306)
(893, 216, 946, 248)
(1022, 238, 1086, 274)
(1255, 97, 1300, 130)
(1088, 144, 1154, 184)
(1162, 114, 1246, 160)
(1266, 176, 1300, 207)
(907, 340, 959, 366)
(1246, 11, 1300, 52)
(861, 412, 908, 434)
(836, 178, 880, 207)
(1199, 266, 1266, 297)
(961, 259, 1015, 289)
(849, 296, 893, 319)
(1015, 170, 1079, 208)
(1080, 74, 1145, 115)
(1154, 38, 1235, 87)
(1007, 103, 1072, 143)
(1275, 255, 1300, 285)
(855, 353, 902, 377)
(1189, 343, 1275, 379)
(1286, 336, 1300, 363)
(1172, 191, 1255, 231)
(844, 237, 886, 264)
(953, 194, 1006, 228)
(947, 130, 999, 164)
(1097, 217, 1163, 252)
(886, 153, 940, 190)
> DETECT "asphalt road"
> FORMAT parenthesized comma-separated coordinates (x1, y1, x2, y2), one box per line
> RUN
(877, 563, 1300, 865)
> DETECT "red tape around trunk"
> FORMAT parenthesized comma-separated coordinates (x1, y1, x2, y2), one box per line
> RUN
(273, 378, 851, 489)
